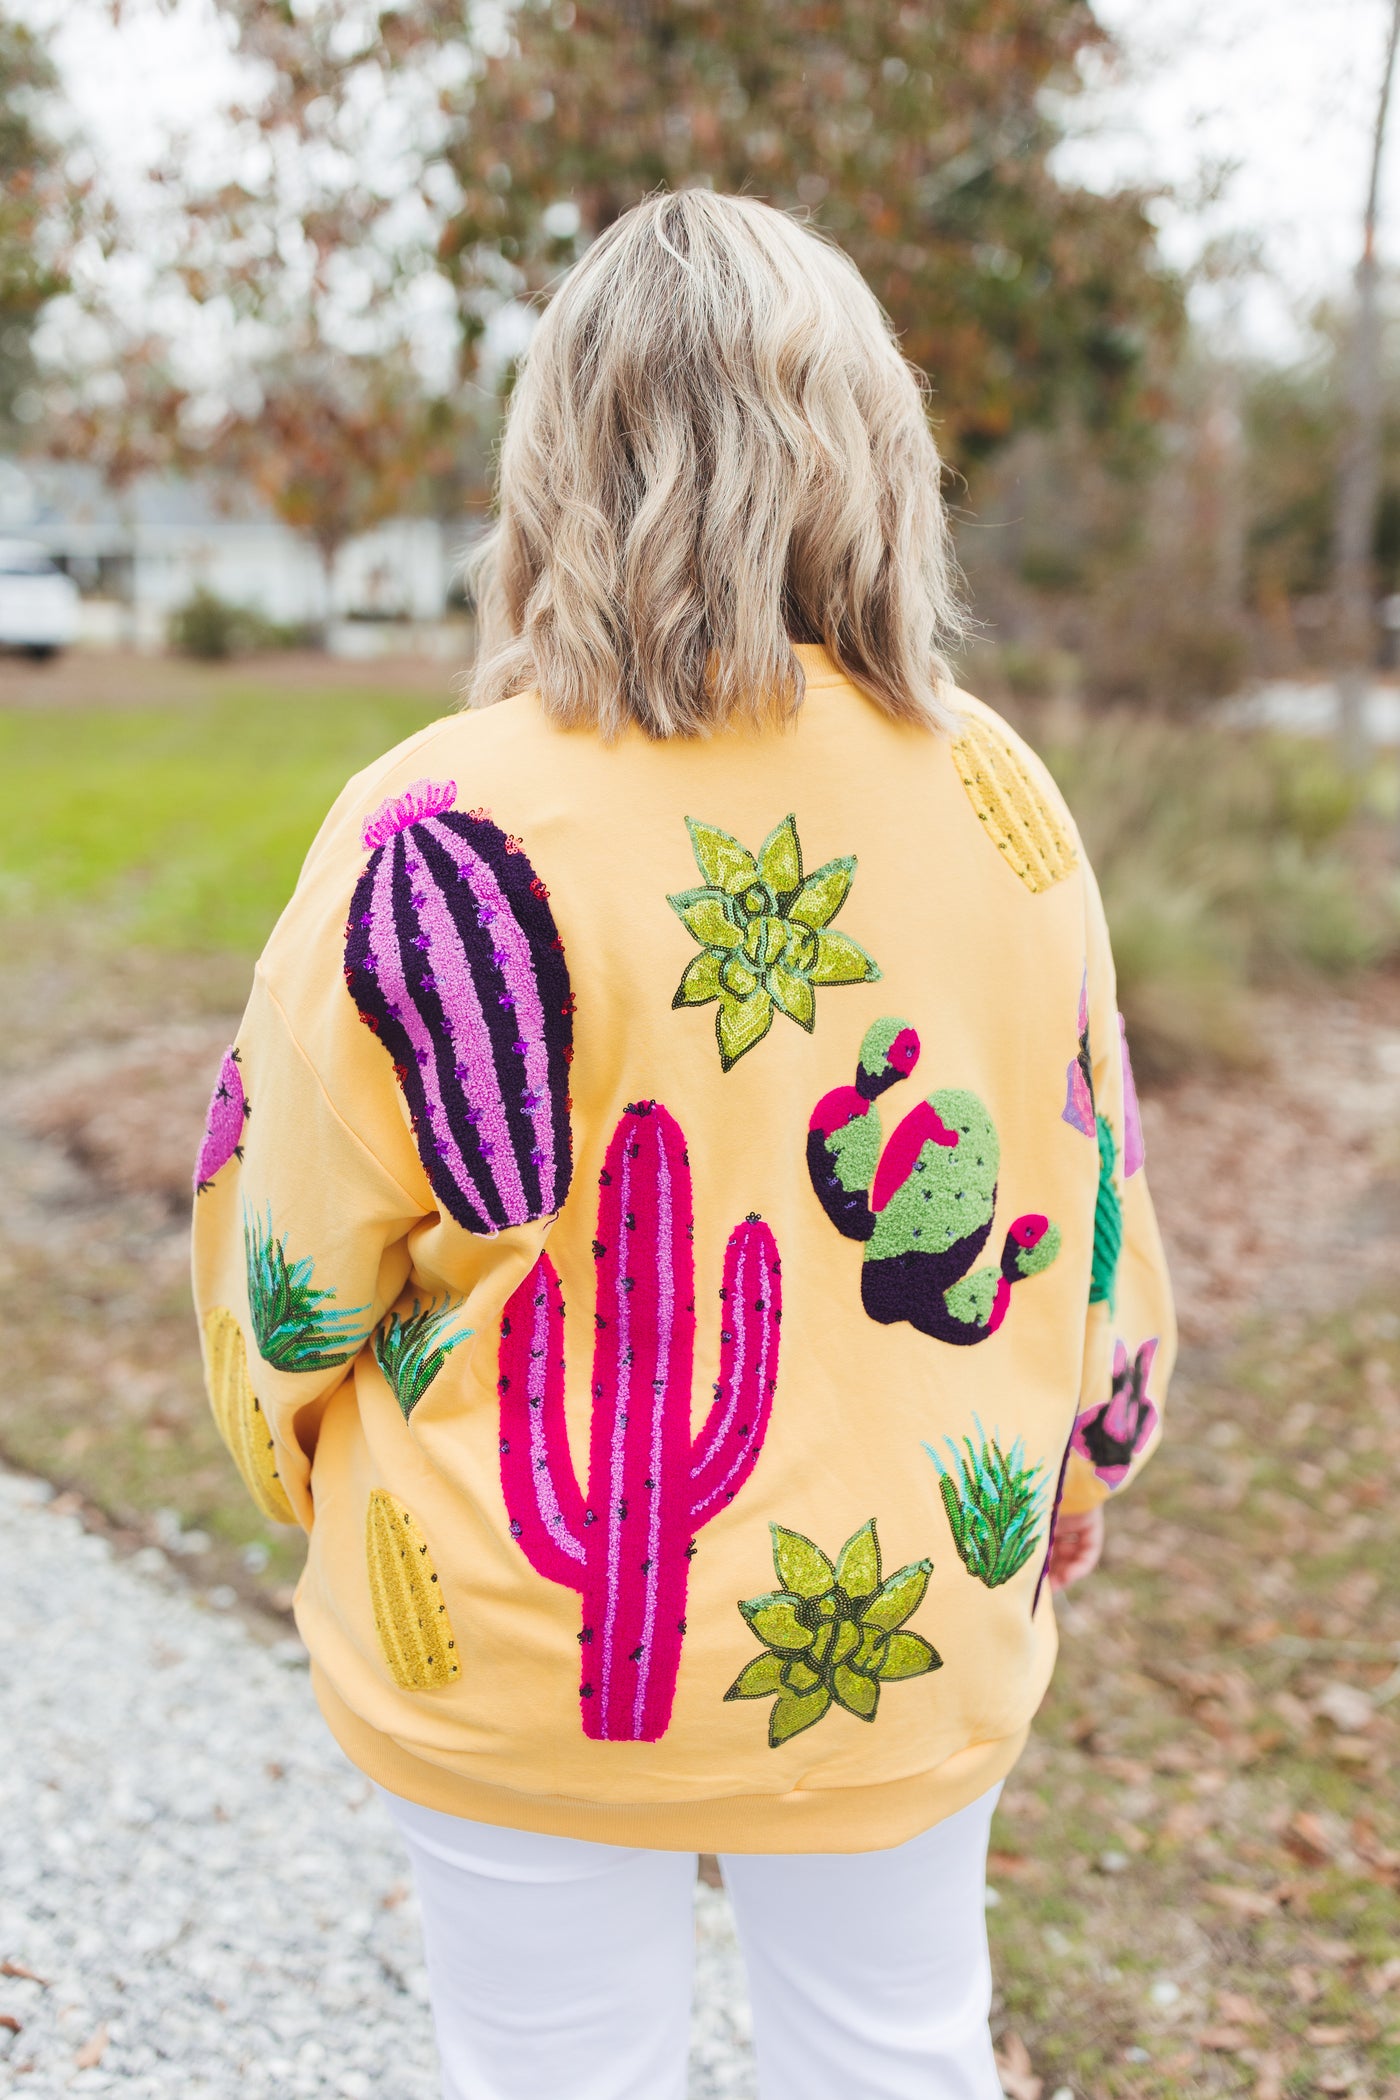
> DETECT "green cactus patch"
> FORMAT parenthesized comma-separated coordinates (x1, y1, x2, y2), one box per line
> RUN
(1090, 1114, 1124, 1310)
(669, 813, 880, 1070)
(927, 1419, 1048, 1589)
(373, 1295, 474, 1418)
(243, 1205, 368, 1373)
(725, 1519, 942, 1745)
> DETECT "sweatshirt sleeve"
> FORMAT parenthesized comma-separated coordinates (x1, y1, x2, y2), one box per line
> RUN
(1058, 856, 1176, 1517)
(190, 971, 427, 1532)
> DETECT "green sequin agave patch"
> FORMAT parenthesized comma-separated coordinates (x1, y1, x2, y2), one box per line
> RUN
(373, 1294, 474, 1418)
(243, 1205, 369, 1374)
(668, 814, 881, 1071)
(926, 1418, 1047, 1588)
(724, 1518, 942, 1745)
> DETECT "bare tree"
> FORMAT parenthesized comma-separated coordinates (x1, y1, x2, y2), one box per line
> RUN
(1335, 0, 1400, 770)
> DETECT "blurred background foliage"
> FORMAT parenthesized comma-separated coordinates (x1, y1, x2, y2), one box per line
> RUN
(1, 0, 1399, 1090)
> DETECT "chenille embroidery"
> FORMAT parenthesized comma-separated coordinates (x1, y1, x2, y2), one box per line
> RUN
(497, 1100, 782, 1742)
(1063, 972, 1124, 1309)
(344, 778, 575, 1234)
(201, 1305, 296, 1524)
(926, 1419, 1048, 1588)
(808, 1018, 1061, 1345)
(373, 1295, 474, 1419)
(366, 1488, 460, 1689)
(951, 717, 1077, 893)
(668, 813, 880, 1070)
(1072, 1337, 1160, 1489)
(725, 1520, 942, 1746)
(1090, 1115, 1123, 1310)
(194, 1045, 250, 1193)
(243, 1204, 369, 1372)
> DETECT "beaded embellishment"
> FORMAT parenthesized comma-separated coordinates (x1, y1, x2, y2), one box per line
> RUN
(366, 1488, 460, 1689)
(952, 717, 1077, 893)
(201, 1306, 296, 1524)
(668, 813, 880, 1070)
(725, 1519, 942, 1745)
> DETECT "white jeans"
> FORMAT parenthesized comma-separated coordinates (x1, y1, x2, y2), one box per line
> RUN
(380, 1784, 1004, 2100)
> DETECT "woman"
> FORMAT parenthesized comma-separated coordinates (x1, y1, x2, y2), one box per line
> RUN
(192, 191, 1173, 2100)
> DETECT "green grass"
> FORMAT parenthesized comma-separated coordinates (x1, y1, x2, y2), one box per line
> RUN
(0, 684, 443, 955)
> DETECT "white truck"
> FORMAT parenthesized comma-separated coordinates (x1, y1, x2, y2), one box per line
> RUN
(0, 539, 79, 658)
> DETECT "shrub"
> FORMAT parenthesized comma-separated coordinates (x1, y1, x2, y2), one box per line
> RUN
(1039, 718, 1398, 1082)
(168, 588, 316, 660)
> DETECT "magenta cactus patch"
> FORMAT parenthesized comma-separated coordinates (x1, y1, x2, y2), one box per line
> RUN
(194, 1046, 249, 1194)
(498, 1101, 783, 1743)
(345, 787, 574, 1235)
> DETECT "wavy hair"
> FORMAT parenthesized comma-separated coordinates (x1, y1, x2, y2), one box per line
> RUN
(468, 190, 965, 738)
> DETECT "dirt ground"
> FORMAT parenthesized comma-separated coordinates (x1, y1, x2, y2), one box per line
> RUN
(0, 643, 464, 709)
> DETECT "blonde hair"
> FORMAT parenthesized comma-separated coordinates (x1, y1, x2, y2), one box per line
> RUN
(468, 190, 965, 738)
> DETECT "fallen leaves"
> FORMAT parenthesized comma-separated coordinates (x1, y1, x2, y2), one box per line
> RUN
(1204, 1882, 1282, 1919)
(1283, 1810, 1335, 1866)
(73, 2024, 108, 2070)
(0, 1961, 47, 1986)
(1199, 2024, 1252, 2052)
(1314, 1681, 1375, 1733)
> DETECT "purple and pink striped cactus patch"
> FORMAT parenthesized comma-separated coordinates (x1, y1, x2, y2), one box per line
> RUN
(498, 1101, 783, 1743)
(344, 780, 575, 1235)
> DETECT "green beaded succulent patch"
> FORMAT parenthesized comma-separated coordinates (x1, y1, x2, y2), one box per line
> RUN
(724, 1518, 942, 1745)
(668, 813, 881, 1071)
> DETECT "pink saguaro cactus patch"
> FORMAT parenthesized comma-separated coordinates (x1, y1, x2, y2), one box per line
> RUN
(498, 1101, 783, 1742)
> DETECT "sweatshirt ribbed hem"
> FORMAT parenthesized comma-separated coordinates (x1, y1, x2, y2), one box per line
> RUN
(312, 1665, 1029, 1855)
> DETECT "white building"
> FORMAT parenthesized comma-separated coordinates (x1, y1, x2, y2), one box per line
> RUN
(0, 457, 477, 651)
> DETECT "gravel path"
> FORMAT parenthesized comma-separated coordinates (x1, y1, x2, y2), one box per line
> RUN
(0, 1472, 756, 2099)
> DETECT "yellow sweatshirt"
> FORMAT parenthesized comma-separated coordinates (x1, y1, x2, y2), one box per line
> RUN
(191, 646, 1174, 1852)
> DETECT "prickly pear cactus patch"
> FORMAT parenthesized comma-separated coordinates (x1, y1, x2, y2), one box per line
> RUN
(366, 1489, 460, 1690)
(726, 1520, 942, 1745)
(807, 1018, 1061, 1346)
(926, 1420, 1047, 1588)
(373, 1295, 474, 1419)
(668, 813, 880, 1070)
(201, 1306, 296, 1524)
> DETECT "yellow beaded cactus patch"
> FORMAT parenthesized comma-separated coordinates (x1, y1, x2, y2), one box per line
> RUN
(202, 1306, 296, 1525)
(366, 1488, 460, 1690)
(952, 717, 1078, 894)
